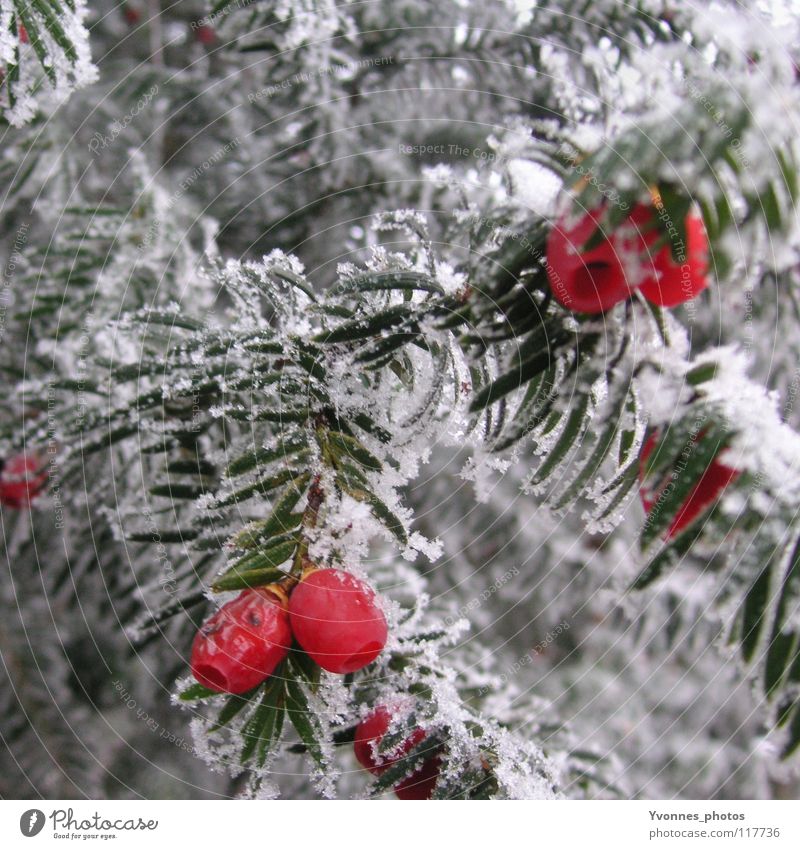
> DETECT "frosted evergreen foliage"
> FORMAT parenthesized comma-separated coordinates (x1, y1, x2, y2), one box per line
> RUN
(0, 0, 97, 126)
(2, 0, 800, 800)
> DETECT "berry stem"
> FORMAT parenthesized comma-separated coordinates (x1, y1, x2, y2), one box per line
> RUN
(291, 472, 325, 576)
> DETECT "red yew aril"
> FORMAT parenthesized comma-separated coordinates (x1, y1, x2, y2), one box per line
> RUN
(546, 202, 709, 313)
(0, 453, 47, 509)
(639, 431, 740, 538)
(191, 588, 291, 694)
(394, 755, 441, 800)
(288, 568, 387, 673)
(195, 25, 216, 45)
(637, 210, 709, 307)
(354, 705, 427, 774)
(353, 705, 440, 800)
(546, 206, 633, 313)
(123, 5, 141, 25)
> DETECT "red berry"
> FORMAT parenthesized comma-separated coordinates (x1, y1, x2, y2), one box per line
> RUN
(637, 210, 708, 307)
(18, 23, 28, 44)
(0, 453, 47, 509)
(123, 7, 141, 26)
(394, 754, 441, 800)
(288, 568, 387, 673)
(546, 206, 633, 313)
(353, 705, 440, 800)
(546, 203, 708, 313)
(354, 705, 426, 775)
(639, 431, 739, 538)
(195, 25, 216, 45)
(191, 588, 291, 694)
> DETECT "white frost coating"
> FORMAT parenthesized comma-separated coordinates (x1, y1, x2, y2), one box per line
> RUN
(0, 0, 98, 126)
(507, 158, 563, 217)
(639, 345, 800, 504)
(6, 0, 800, 804)
(460, 452, 512, 504)
(434, 260, 468, 295)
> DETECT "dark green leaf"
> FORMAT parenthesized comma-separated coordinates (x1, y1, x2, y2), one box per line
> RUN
(332, 271, 442, 296)
(179, 682, 219, 702)
(230, 474, 310, 548)
(215, 469, 301, 509)
(631, 518, 707, 590)
(781, 701, 800, 760)
(639, 427, 729, 548)
(240, 677, 285, 765)
(126, 529, 199, 543)
(554, 394, 625, 508)
(314, 304, 415, 344)
(211, 692, 257, 732)
(351, 412, 392, 444)
(288, 651, 321, 690)
(339, 481, 408, 546)
(212, 537, 297, 591)
(369, 736, 442, 797)
(531, 394, 591, 486)
(327, 430, 382, 471)
(149, 483, 204, 500)
(285, 678, 325, 767)
(765, 536, 800, 695)
(471, 350, 553, 412)
(226, 439, 308, 477)
(740, 565, 772, 663)
(212, 564, 291, 593)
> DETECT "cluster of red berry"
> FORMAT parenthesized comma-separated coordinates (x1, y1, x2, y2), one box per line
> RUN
(191, 568, 441, 797)
(119, 6, 214, 45)
(191, 567, 388, 692)
(546, 201, 738, 531)
(546, 202, 709, 313)
(0, 453, 47, 509)
(191, 568, 388, 693)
